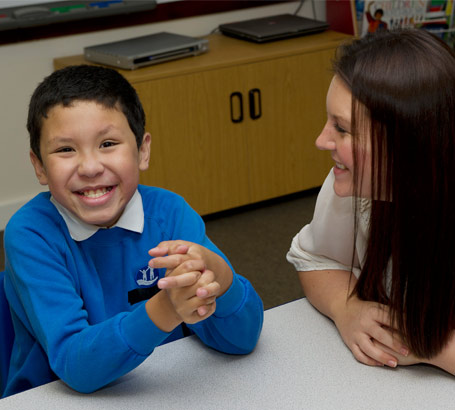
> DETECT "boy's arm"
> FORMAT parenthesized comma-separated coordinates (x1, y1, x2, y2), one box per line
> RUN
(189, 272, 263, 354)
(150, 241, 263, 354)
(4, 227, 178, 394)
(366, 1, 374, 21)
(146, 192, 264, 354)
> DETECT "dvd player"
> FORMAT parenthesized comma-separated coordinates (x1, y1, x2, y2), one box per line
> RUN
(84, 32, 209, 70)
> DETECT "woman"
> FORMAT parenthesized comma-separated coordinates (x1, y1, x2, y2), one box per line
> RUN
(287, 29, 455, 373)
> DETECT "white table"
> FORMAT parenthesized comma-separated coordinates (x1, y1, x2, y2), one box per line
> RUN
(1, 298, 453, 409)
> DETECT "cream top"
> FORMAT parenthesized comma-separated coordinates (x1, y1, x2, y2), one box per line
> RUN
(286, 169, 371, 278)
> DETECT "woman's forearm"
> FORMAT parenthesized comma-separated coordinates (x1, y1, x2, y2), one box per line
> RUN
(298, 269, 356, 322)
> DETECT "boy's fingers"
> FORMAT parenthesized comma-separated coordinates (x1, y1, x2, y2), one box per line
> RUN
(163, 242, 190, 255)
(197, 305, 209, 317)
(171, 244, 190, 254)
(149, 254, 187, 269)
(158, 271, 201, 289)
(149, 255, 183, 269)
(148, 246, 169, 257)
(167, 259, 206, 276)
(196, 282, 221, 298)
(148, 242, 190, 257)
(197, 301, 216, 317)
(197, 269, 215, 285)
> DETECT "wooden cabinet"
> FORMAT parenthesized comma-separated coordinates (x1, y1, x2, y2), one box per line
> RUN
(54, 30, 351, 215)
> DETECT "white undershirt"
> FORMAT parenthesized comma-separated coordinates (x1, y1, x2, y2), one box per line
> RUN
(51, 190, 144, 242)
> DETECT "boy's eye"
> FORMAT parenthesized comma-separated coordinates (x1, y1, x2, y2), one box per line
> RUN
(56, 147, 74, 153)
(100, 141, 117, 148)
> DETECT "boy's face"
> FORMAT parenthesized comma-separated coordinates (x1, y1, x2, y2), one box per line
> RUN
(30, 101, 151, 227)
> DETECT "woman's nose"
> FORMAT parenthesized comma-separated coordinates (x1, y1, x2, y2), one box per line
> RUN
(315, 123, 336, 151)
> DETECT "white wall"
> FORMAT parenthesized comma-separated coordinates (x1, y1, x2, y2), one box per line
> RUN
(0, 0, 326, 230)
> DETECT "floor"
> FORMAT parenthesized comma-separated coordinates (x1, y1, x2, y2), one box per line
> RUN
(204, 190, 317, 309)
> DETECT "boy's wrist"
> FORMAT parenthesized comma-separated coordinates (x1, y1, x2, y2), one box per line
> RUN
(145, 290, 182, 333)
(192, 255, 233, 297)
(216, 263, 233, 296)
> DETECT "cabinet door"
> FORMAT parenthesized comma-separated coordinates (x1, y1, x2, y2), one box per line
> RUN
(242, 49, 334, 203)
(136, 67, 251, 215)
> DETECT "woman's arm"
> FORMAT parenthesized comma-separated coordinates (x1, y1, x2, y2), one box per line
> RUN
(299, 269, 354, 320)
(299, 269, 408, 368)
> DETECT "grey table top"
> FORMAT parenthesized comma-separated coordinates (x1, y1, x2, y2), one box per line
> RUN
(1, 298, 453, 409)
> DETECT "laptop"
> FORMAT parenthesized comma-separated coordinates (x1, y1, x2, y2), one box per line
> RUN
(84, 32, 209, 70)
(219, 14, 329, 43)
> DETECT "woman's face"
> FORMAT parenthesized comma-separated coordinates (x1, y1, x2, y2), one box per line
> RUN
(315, 75, 372, 198)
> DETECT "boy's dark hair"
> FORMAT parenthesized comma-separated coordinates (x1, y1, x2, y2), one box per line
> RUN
(27, 65, 146, 162)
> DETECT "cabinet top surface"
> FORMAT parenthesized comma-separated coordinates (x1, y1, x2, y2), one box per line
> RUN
(54, 30, 351, 83)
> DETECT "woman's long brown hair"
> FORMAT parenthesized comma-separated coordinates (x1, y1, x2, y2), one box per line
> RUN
(334, 29, 455, 358)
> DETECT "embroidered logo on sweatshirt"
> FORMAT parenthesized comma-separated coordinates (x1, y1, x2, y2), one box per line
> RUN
(135, 266, 159, 288)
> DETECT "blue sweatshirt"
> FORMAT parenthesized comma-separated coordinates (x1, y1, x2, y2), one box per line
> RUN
(3, 185, 263, 397)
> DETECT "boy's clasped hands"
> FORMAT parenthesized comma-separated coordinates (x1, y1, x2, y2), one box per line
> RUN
(148, 241, 232, 324)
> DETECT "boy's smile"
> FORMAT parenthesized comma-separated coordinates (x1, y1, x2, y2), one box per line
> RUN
(30, 101, 150, 228)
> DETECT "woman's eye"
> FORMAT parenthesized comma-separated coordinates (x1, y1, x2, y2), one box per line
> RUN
(334, 123, 347, 133)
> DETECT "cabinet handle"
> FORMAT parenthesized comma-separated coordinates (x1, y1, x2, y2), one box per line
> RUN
(248, 88, 262, 120)
(230, 92, 243, 123)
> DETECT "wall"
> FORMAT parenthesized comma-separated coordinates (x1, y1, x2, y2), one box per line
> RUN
(0, 0, 326, 230)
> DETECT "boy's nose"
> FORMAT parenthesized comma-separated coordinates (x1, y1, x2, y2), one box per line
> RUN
(78, 154, 104, 177)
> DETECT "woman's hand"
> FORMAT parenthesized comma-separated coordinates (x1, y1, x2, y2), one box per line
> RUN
(333, 295, 409, 367)
(372, 338, 422, 366)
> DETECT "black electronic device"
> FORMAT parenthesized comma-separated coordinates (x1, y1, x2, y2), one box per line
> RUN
(219, 14, 329, 43)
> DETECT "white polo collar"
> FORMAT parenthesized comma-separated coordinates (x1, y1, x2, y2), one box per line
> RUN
(50, 189, 144, 241)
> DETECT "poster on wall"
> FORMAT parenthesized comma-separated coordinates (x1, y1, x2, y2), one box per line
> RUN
(356, 0, 453, 36)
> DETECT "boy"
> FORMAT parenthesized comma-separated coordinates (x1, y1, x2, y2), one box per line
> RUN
(2, 65, 263, 397)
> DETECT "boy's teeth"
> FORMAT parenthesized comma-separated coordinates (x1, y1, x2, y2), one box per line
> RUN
(81, 187, 111, 198)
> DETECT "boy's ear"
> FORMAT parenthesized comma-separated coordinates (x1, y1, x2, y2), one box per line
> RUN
(30, 150, 49, 186)
(138, 132, 151, 171)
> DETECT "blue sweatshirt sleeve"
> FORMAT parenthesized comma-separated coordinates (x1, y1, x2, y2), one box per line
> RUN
(188, 272, 264, 354)
(156, 192, 264, 355)
(4, 212, 173, 394)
